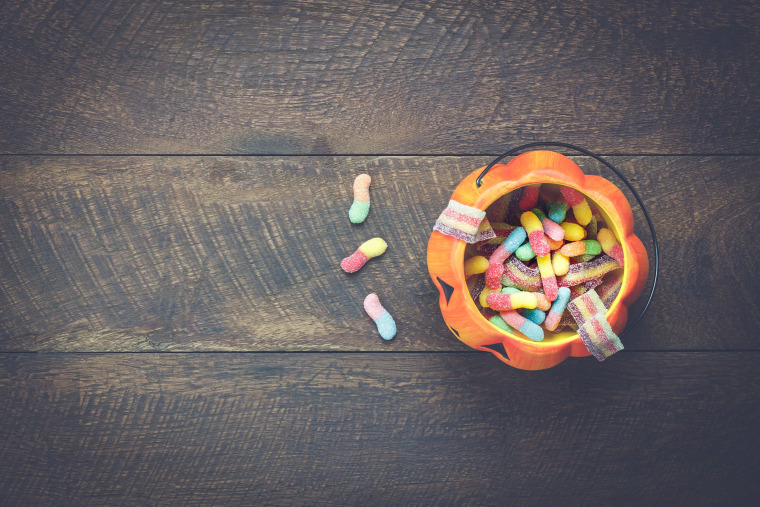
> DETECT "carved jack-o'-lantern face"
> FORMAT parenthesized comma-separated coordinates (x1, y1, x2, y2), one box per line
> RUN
(427, 150, 648, 370)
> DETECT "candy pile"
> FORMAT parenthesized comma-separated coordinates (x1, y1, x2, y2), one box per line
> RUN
(465, 184, 625, 342)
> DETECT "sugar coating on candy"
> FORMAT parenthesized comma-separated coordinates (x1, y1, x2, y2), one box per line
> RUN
(489, 315, 513, 333)
(560, 240, 601, 257)
(434, 200, 488, 243)
(486, 291, 538, 311)
(578, 316, 622, 360)
(364, 293, 396, 340)
(473, 218, 497, 243)
(597, 272, 623, 307)
(541, 218, 565, 241)
(521, 211, 549, 257)
(503, 256, 542, 291)
(559, 222, 586, 241)
(349, 174, 372, 223)
(515, 242, 536, 261)
(558, 255, 620, 287)
(544, 287, 571, 331)
(464, 256, 489, 278)
(559, 186, 585, 206)
(519, 307, 546, 325)
(358, 237, 387, 257)
(479, 286, 496, 308)
(552, 251, 570, 276)
(548, 201, 568, 223)
(503, 227, 527, 252)
(597, 228, 625, 268)
(536, 254, 558, 301)
(341, 237, 387, 273)
(531, 207, 547, 221)
(567, 290, 623, 360)
(534, 292, 552, 311)
(546, 236, 564, 251)
(502, 311, 544, 341)
(485, 262, 505, 290)
(519, 184, 540, 211)
(572, 199, 593, 226)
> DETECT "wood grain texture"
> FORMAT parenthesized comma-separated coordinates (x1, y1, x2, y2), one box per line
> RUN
(0, 352, 757, 505)
(1, 155, 758, 352)
(1, 0, 759, 154)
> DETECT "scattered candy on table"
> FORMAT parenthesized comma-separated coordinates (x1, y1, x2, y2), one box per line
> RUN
(461, 184, 626, 345)
(364, 293, 396, 340)
(340, 237, 388, 273)
(349, 174, 372, 224)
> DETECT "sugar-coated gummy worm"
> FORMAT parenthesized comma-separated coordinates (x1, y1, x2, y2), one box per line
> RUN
(560, 240, 602, 257)
(559, 221, 586, 241)
(597, 228, 625, 268)
(559, 186, 593, 226)
(519, 184, 540, 211)
(364, 293, 396, 340)
(520, 211, 550, 257)
(501, 311, 544, 341)
(552, 251, 570, 276)
(534, 292, 552, 312)
(340, 237, 387, 273)
(558, 255, 620, 287)
(349, 174, 371, 224)
(544, 287, 571, 331)
(464, 256, 489, 278)
(546, 235, 564, 251)
(536, 254, 558, 301)
(519, 307, 546, 325)
(489, 314, 513, 333)
(515, 242, 535, 261)
(485, 227, 527, 290)
(548, 201, 568, 223)
(479, 285, 497, 308)
(486, 291, 538, 311)
(541, 218, 565, 242)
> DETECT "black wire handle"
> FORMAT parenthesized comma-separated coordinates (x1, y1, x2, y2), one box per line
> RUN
(476, 142, 658, 337)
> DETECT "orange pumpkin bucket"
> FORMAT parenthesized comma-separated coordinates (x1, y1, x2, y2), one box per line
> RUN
(427, 143, 658, 370)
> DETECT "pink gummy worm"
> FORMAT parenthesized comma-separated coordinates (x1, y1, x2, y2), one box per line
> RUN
(485, 262, 505, 290)
(340, 250, 368, 273)
(364, 293, 385, 320)
(501, 310, 527, 329)
(542, 219, 565, 241)
(528, 230, 550, 257)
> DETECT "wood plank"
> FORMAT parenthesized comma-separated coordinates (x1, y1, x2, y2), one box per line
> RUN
(1, 0, 759, 154)
(0, 352, 757, 505)
(1, 155, 758, 352)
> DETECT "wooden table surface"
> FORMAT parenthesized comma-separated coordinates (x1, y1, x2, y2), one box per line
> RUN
(1, 1, 759, 504)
